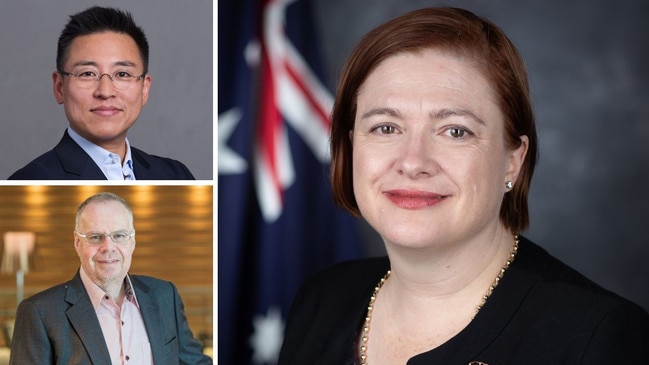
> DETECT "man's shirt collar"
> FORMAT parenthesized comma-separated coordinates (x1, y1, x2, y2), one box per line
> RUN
(66, 127, 135, 180)
(79, 267, 140, 310)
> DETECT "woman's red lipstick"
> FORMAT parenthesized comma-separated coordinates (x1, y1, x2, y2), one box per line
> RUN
(383, 189, 448, 209)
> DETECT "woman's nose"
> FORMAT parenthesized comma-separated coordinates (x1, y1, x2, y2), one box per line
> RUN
(396, 132, 439, 178)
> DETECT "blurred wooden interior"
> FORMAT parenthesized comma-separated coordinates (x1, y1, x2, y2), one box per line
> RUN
(0, 185, 213, 348)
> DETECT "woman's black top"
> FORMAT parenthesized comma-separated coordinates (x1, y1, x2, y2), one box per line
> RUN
(278, 236, 649, 364)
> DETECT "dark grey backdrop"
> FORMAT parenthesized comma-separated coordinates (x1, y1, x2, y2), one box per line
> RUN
(311, 0, 649, 311)
(0, 0, 212, 180)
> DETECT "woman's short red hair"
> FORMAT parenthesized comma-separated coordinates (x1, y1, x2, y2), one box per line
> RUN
(330, 7, 537, 233)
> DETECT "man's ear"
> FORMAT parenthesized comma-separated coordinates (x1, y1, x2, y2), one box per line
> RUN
(53, 71, 65, 105)
(140, 74, 152, 106)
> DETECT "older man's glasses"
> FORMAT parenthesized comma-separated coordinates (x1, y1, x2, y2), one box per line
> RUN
(75, 230, 135, 244)
(59, 70, 145, 90)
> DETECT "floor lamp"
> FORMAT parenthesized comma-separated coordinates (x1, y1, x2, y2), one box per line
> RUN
(1, 232, 36, 306)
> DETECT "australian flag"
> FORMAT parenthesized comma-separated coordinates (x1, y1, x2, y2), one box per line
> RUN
(218, 0, 364, 363)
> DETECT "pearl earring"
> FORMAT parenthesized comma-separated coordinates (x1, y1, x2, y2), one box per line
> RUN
(505, 181, 514, 190)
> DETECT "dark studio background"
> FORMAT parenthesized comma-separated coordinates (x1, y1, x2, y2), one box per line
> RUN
(310, 0, 649, 311)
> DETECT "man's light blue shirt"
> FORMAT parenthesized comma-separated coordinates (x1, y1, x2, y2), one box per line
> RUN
(67, 128, 135, 180)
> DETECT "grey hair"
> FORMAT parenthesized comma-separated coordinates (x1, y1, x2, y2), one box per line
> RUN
(75, 192, 133, 230)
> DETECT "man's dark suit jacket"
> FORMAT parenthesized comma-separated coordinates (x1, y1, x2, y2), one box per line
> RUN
(279, 236, 649, 364)
(9, 272, 212, 365)
(8, 131, 195, 180)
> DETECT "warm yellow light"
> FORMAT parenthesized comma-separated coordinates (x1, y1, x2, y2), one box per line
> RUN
(76, 186, 101, 203)
(25, 185, 48, 206)
(188, 185, 212, 206)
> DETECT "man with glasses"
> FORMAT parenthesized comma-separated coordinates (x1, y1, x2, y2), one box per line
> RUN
(8, 6, 195, 180)
(9, 192, 212, 364)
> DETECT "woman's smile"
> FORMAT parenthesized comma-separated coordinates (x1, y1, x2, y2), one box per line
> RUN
(383, 189, 449, 209)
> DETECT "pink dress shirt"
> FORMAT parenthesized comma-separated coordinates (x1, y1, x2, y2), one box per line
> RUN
(80, 268, 154, 364)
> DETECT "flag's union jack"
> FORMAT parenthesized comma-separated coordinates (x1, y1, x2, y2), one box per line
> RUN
(218, 0, 363, 363)
(254, 0, 332, 222)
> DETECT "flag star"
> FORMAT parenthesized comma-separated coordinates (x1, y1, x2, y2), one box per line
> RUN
(244, 39, 261, 67)
(218, 108, 248, 175)
(250, 307, 285, 364)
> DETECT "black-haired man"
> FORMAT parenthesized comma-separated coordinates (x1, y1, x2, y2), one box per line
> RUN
(9, 7, 194, 180)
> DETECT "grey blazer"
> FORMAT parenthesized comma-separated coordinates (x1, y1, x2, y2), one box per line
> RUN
(9, 272, 212, 365)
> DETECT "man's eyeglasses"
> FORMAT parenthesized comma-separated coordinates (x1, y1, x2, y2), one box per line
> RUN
(75, 230, 135, 244)
(59, 70, 145, 90)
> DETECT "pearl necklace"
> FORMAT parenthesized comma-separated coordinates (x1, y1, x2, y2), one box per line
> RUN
(358, 235, 519, 365)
